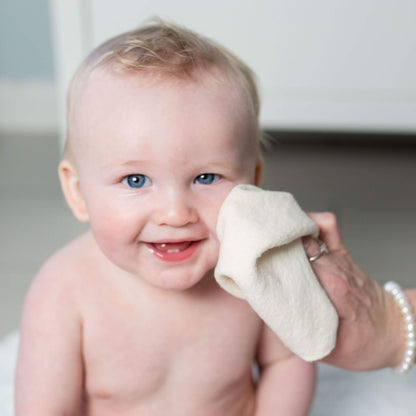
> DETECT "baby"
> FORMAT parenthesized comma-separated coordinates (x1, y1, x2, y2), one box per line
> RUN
(15, 20, 315, 415)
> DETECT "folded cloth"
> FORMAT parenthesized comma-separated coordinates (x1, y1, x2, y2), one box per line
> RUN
(214, 185, 338, 361)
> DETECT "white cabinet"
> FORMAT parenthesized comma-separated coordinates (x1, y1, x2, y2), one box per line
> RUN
(50, 0, 416, 138)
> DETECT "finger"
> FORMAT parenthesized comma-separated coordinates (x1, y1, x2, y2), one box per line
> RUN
(302, 236, 323, 260)
(307, 212, 345, 252)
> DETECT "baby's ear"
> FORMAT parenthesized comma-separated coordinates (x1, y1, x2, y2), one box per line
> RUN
(58, 160, 89, 222)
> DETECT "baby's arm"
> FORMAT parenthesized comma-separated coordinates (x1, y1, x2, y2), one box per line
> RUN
(15, 258, 84, 415)
(254, 324, 316, 416)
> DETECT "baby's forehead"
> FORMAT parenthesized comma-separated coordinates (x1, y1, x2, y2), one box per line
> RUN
(68, 66, 258, 160)
(82, 65, 243, 98)
(73, 65, 254, 126)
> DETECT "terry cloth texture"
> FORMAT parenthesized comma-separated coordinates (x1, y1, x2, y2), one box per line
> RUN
(214, 185, 338, 361)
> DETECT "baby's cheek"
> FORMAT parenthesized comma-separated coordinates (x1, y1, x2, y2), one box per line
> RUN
(90, 207, 138, 246)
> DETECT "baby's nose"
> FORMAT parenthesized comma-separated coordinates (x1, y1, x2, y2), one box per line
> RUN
(153, 192, 198, 227)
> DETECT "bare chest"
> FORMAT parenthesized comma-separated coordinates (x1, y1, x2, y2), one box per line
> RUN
(81, 281, 262, 414)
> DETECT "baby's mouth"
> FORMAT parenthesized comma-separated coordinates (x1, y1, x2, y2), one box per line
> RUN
(152, 242, 193, 253)
(145, 240, 201, 262)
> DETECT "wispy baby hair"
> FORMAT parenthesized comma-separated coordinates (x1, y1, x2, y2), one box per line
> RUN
(66, 19, 261, 156)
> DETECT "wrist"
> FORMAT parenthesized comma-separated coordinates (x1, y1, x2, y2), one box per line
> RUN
(404, 289, 416, 367)
(384, 287, 405, 368)
(384, 282, 416, 373)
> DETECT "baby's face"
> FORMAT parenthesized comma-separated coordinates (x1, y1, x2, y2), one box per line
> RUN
(69, 69, 260, 290)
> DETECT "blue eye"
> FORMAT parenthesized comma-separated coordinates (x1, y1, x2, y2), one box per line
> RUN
(194, 173, 220, 185)
(122, 174, 151, 188)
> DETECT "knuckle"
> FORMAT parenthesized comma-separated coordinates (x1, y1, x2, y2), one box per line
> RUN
(321, 211, 338, 226)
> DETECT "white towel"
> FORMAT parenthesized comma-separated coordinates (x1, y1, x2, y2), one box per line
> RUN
(214, 185, 338, 361)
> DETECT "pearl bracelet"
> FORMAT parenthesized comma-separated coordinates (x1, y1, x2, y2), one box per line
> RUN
(384, 281, 416, 374)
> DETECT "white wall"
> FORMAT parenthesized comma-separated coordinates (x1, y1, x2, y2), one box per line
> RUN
(50, 0, 416, 141)
(0, 0, 57, 134)
(2, 1, 416, 136)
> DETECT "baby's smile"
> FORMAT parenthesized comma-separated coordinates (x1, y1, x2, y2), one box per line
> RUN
(145, 240, 202, 262)
(152, 241, 193, 253)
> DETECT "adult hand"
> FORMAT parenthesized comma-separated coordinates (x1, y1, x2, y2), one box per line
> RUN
(303, 212, 411, 371)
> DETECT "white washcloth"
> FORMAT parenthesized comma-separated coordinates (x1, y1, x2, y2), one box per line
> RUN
(214, 185, 338, 361)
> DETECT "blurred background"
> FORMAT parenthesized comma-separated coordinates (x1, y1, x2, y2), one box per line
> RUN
(1, 1, 416, 413)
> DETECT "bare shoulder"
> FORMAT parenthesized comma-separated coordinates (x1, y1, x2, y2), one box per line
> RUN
(38, 231, 98, 276)
(16, 234, 91, 413)
(22, 231, 99, 322)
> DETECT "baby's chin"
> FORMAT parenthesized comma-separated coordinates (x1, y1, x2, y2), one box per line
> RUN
(143, 256, 219, 292)
(143, 269, 214, 292)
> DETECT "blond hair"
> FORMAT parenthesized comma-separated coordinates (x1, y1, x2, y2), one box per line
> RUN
(65, 19, 261, 158)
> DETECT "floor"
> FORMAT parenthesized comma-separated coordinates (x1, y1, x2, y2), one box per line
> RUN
(1, 132, 416, 414)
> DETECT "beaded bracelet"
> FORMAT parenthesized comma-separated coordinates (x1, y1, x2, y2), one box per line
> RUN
(384, 281, 416, 374)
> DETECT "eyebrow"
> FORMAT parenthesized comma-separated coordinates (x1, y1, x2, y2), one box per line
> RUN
(203, 161, 231, 170)
(102, 156, 235, 172)
(102, 159, 149, 170)
(120, 160, 148, 167)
